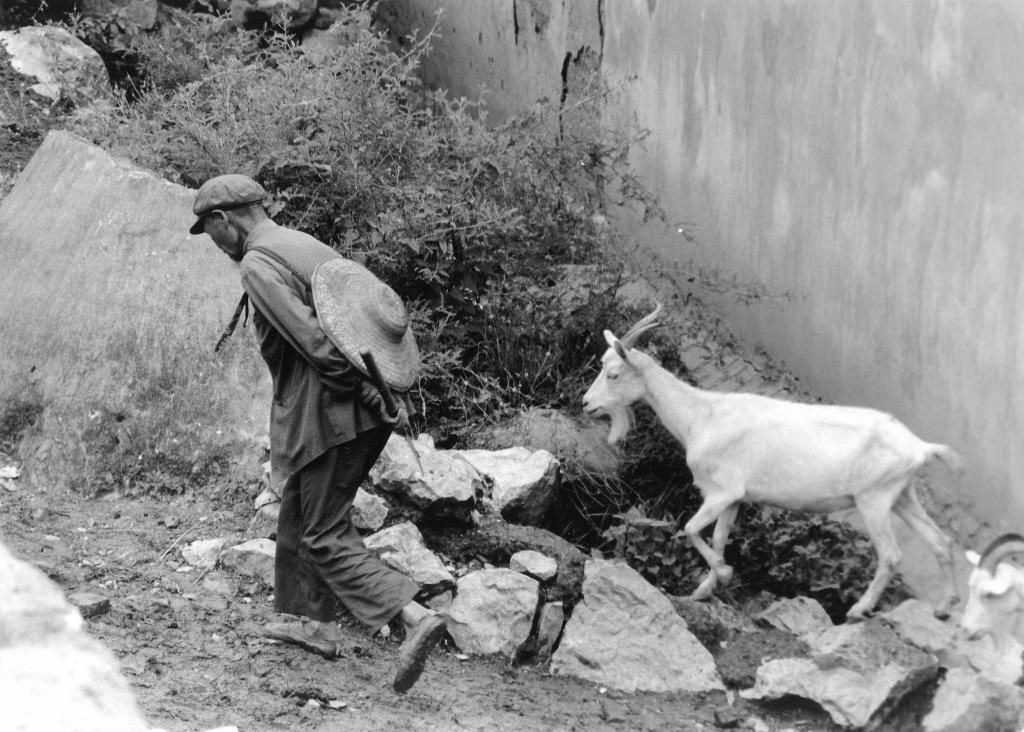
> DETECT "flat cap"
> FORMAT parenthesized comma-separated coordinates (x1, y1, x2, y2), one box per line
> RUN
(189, 174, 267, 235)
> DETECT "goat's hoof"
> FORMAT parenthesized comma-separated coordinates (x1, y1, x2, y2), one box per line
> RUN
(845, 607, 869, 623)
(933, 596, 959, 621)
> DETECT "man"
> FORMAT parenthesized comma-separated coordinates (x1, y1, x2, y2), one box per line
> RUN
(189, 173, 446, 693)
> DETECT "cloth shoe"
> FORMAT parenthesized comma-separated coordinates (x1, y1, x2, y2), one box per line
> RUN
(392, 614, 447, 693)
(264, 619, 341, 659)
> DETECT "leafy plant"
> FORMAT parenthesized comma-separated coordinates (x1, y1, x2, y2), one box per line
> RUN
(601, 504, 705, 594)
(601, 495, 908, 620)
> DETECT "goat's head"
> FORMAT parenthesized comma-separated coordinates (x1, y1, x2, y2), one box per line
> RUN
(582, 304, 663, 445)
(960, 533, 1024, 641)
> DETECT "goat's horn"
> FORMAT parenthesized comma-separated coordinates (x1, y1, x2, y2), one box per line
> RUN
(978, 533, 1024, 575)
(619, 303, 664, 349)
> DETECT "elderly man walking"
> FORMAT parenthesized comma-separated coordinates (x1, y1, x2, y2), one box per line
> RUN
(189, 173, 446, 693)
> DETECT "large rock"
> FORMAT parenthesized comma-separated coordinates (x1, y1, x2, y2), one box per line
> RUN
(550, 559, 724, 693)
(480, 408, 621, 478)
(220, 538, 275, 586)
(370, 434, 482, 521)
(363, 521, 455, 587)
(352, 487, 389, 532)
(922, 667, 1024, 732)
(0, 26, 110, 104)
(446, 568, 539, 658)
(882, 599, 1024, 685)
(456, 446, 560, 525)
(742, 619, 939, 728)
(0, 132, 269, 491)
(0, 541, 148, 730)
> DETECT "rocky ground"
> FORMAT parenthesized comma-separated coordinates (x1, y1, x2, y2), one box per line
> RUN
(0, 481, 852, 732)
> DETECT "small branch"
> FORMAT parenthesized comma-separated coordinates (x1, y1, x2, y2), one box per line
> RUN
(158, 519, 206, 561)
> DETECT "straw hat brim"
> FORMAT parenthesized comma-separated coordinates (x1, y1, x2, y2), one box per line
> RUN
(312, 258, 421, 391)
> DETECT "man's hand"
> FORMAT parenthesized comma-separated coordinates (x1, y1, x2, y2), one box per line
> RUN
(359, 381, 410, 434)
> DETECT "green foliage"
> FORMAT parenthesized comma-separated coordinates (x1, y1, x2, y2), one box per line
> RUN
(601, 505, 705, 595)
(601, 497, 907, 620)
(730, 506, 908, 619)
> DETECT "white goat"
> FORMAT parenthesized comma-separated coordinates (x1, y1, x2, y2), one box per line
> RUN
(581, 304, 961, 621)
(960, 534, 1024, 641)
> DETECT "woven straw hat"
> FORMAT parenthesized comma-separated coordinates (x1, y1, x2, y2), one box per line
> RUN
(312, 258, 421, 391)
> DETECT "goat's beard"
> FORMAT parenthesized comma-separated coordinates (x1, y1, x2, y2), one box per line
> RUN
(605, 406, 633, 445)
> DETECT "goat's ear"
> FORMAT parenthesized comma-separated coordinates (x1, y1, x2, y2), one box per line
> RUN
(613, 339, 630, 363)
(965, 550, 980, 567)
(603, 330, 618, 348)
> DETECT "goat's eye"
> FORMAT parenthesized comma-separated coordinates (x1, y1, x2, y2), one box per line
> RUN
(607, 372, 618, 380)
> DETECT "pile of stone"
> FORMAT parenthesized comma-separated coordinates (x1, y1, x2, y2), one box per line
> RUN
(184, 432, 1024, 731)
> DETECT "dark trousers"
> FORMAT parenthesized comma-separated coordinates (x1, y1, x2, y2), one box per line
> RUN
(274, 426, 419, 630)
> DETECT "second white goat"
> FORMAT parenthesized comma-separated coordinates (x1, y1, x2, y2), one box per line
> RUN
(960, 533, 1024, 641)
(581, 304, 961, 621)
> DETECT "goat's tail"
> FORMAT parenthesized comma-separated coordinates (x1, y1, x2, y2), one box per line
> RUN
(924, 443, 965, 478)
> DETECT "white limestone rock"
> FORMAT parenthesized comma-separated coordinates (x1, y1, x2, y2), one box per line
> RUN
(922, 666, 1024, 732)
(742, 619, 938, 728)
(370, 434, 481, 521)
(456, 447, 559, 525)
(446, 568, 539, 657)
(363, 521, 454, 586)
(181, 538, 228, 569)
(0, 26, 110, 103)
(352, 488, 389, 532)
(550, 559, 724, 693)
(882, 599, 1024, 686)
(220, 538, 276, 586)
(509, 549, 558, 581)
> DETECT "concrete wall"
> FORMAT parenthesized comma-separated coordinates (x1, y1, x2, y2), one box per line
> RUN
(382, 0, 1024, 539)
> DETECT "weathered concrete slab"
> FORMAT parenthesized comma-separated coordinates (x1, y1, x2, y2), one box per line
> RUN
(0, 131, 269, 486)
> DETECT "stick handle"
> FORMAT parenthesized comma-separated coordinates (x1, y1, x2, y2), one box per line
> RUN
(359, 349, 398, 416)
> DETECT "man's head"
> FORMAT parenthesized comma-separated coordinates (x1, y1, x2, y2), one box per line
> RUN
(189, 174, 268, 261)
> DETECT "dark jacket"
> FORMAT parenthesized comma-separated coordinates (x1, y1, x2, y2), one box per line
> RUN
(239, 219, 382, 477)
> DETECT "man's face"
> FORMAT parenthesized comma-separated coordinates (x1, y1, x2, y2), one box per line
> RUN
(202, 211, 244, 262)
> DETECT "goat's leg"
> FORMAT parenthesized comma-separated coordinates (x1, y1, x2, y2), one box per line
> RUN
(893, 486, 959, 619)
(684, 495, 737, 600)
(710, 504, 739, 586)
(847, 493, 901, 622)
